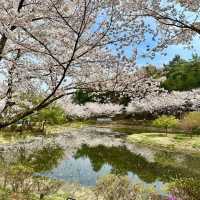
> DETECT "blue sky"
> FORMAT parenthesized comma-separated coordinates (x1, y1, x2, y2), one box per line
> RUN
(120, 15, 200, 68)
(136, 36, 200, 67)
(109, 33, 200, 68)
(127, 5, 200, 68)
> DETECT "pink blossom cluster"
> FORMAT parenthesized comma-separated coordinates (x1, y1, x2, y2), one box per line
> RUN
(62, 102, 123, 119)
(127, 89, 200, 116)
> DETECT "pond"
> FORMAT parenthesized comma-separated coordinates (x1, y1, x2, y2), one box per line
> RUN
(40, 144, 200, 195)
(1, 128, 200, 196)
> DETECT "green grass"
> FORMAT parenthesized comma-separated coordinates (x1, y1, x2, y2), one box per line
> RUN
(111, 126, 168, 136)
(0, 130, 39, 144)
(112, 127, 137, 135)
(127, 132, 200, 154)
(46, 120, 96, 135)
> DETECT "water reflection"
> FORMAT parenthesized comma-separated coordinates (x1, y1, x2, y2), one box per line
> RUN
(43, 156, 112, 186)
(75, 145, 200, 183)
(43, 144, 200, 194)
(1, 142, 200, 196)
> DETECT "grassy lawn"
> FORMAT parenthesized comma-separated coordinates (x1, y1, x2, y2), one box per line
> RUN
(0, 130, 37, 144)
(127, 132, 200, 154)
(46, 120, 96, 135)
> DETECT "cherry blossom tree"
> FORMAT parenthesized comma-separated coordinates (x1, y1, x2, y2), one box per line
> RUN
(149, 0, 200, 52)
(74, 66, 165, 104)
(1, 0, 199, 127)
(126, 89, 200, 118)
(0, 0, 147, 128)
(57, 88, 200, 119)
(62, 101, 123, 119)
(120, 0, 200, 54)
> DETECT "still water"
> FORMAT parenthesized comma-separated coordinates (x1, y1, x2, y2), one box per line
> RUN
(41, 144, 200, 194)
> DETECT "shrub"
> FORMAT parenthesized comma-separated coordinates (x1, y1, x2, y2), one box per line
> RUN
(0, 164, 63, 200)
(169, 178, 200, 200)
(30, 105, 66, 125)
(94, 175, 162, 200)
(152, 115, 179, 135)
(180, 112, 200, 137)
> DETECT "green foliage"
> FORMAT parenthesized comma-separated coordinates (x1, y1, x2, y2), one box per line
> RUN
(30, 105, 66, 125)
(72, 89, 131, 106)
(0, 188, 10, 200)
(180, 112, 200, 135)
(72, 89, 94, 105)
(166, 55, 185, 68)
(44, 190, 69, 200)
(162, 55, 200, 91)
(152, 115, 178, 133)
(27, 144, 65, 172)
(17, 94, 66, 125)
(169, 178, 200, 200)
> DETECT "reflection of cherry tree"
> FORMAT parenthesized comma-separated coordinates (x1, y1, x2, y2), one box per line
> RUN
(0, 144, 64, 199)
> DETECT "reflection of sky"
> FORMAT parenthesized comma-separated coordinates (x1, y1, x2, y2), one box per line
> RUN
(128, 172, 167, 195)
(41, 155, 167, 195)
(41, 156, 112, 186)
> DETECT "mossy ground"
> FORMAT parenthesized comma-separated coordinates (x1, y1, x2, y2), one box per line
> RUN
(46, 120, 96, 135)
(0, 130, 35, 144)
(127, 132, 200, 154)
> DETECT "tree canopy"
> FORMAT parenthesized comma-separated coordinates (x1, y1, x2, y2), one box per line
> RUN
(162, 55, 200, 91)
(0, 0, 200, 127)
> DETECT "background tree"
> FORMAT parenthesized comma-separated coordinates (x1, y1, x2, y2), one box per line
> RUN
(180, 112, 200, 138)
(141, 65, 162, 78)
(72, 89, 94, 105)
(162, 55, 200, 91)
(152, 115, 179, 135)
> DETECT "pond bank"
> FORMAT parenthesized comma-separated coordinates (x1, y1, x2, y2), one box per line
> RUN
(127, 132, 200, 155)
